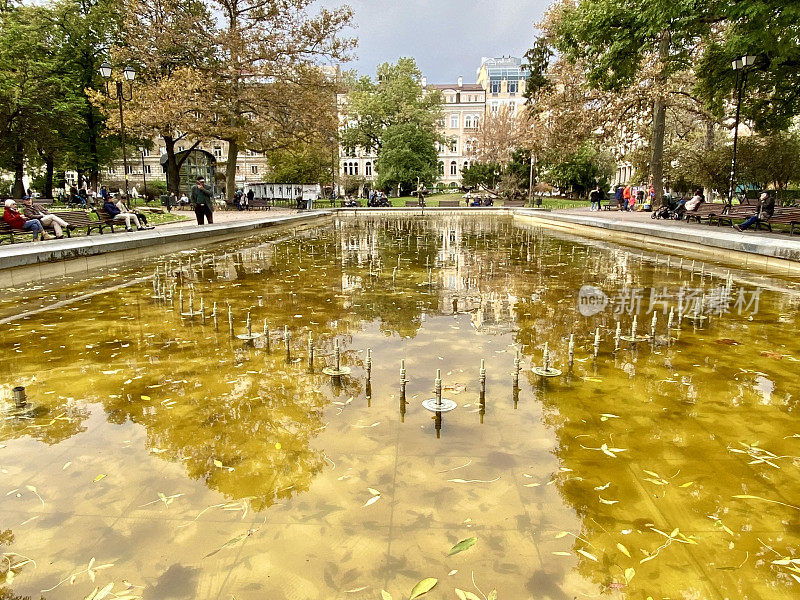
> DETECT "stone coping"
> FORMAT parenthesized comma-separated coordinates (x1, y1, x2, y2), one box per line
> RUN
(0, 211, 331, 271)
(515, 209, 800, 264)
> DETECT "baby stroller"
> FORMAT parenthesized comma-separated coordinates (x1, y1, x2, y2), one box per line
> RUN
(651, 205, 673, 219)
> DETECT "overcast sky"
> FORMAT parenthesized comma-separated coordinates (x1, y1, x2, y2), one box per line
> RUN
(315, 0, 550, 83)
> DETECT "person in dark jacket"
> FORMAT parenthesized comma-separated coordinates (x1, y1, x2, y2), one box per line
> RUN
(589, 187, 600, 211)
(734, 191, 775, 231)
(102, 198, 142, 231)
(189, 177, 214, 224)
(22, 196, 72, 238)
(3, 199, 47, 240)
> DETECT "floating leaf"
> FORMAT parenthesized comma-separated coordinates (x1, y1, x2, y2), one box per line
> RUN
(599, 497, 619, 505)
(409, 577, 437, 599)
(617, 543, 631, 558)
(576, 549, 598, 562)
(213, 459, 223, 468)
(448, 537, 477, 556)
(554, 531, 570, 539)
(487, 591, 497, 600)
(140, 395, 150, 401)
(93, 474, 106, 482)
(448, 570, 458, 576)
(344, 586, 368, 593)
(363, 495, 381, 507)
(381, 591, 393, 600)
(455, 590, 481, 600)
(367, 488, 381, 496)
(552, 551, 571, 556)
(624, 568, 635, 583)
(679, 481, 694, 488)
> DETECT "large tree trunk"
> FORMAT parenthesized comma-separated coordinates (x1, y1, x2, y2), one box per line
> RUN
(225, 138, 238, 201)
(650, 31, 670, 208)
(704, 120, 715, 152)
(11, 140, 24, 198)
(163, 136, 201, 195)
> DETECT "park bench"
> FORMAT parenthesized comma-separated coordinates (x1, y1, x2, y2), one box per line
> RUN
(94, 209, 126, 233)
(51, 210, 106, 237)
(684, 203, 722, 224)
(756, 207, 800, 234)
(438, 199, 460, 207)
(405, 200, 420, 207)
(250, 198, 272, 210)
(504, 199, 525, 207)
(711, 205, 756, 227)
(602, 201, 616, 210)
(0, 220, 36, 244)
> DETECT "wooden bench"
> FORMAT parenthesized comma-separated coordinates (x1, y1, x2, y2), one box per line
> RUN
(51, 210, 106, 237)
(250, 198, 272, 210)
(0, 220, 36, 243)
(756, 207, 800, 234)
(405, 200, 421, 207)
(94, 209, 125, 233)
(684, 203, 722, 224)
(438, 199, 460, 207)
(711, 205, 756, 227)
(504, 199, 525, 208)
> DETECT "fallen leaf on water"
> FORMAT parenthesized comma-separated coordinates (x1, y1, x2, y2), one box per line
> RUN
(577, 549, 598, 562)
(448, 537, 477, 556)
(93, 474, 106, 483)
(367, 488, 381, 496)
(760, 351, 785, 360)
(363, 495, 381, 507)
(448, 570, 458, 576)
(409, 577, 437, 599)
(552, 551, 571, 556)
(624, 567, 636, 582)
(381, 591, 393, 600)
(344, 586, 367, 593)
(455, 589, 482, 600)
(617, 543, 631, 558)
(716, 338, 739, 345)
(448, 476, 500, 484)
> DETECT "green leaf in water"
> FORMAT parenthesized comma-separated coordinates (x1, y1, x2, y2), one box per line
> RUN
(448, 537, 477, 556)
(455, 589, 481, 600)
(381, 591, 393, 600)
(408, 577, 437, 599)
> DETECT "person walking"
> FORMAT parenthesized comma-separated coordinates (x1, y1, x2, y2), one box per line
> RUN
(589, 186, 600, 211)
(190, 177, 214, 225)
(622, 185, 632, 211)
(734, 191, 774, 232)
(22, 196, 72, 238)
(246, 188, 254, 210)
(4, 199, 48, 241)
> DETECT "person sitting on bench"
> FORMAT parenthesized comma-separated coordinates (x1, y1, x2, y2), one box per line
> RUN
(4, 199, 49, 240)
(734, 191, 774, 232)
(116, 196, 154, 229)
(22, 196, 73, 238)
(102, 197, 144, 231)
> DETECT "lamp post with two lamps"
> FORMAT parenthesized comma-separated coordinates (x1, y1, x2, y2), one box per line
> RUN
(99, 62, 136, 198)
(727, 54, 756, 206)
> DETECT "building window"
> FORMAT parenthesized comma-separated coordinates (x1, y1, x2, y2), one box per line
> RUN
(463, 161, 469, 171)
(108, 167, 115, 175)
(177, 145, 185, 152)
(508, 80, 518, 94)
(450, 161, 457, 176)
(365, 162, 372, 177)
(449, 138, 458, 153)
(464, 115, 472, 129)
(491, 102, 499, 114)
(450, 114, 458, 128)
(236, 165, 240, 173)
(490, 80, 501, 94)
(438, 161, 444, 175)
(143, 165, 151, 174)
(354, 162, 359, 175)
(141, 148, 150, 157)
(251, 165, 258, 174)
(508, 103, 517, 115)
(213, 146, 222, 158)
(125, 165, 133, 175)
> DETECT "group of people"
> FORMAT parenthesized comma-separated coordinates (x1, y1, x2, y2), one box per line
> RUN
(3, 197, 74, 241)
(367, 190, 390, 207)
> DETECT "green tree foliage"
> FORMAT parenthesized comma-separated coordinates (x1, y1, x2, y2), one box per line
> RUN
(541, 142, 614, 198)
(341, 58, 442, 151)
(461, 162, 502, 189)
(552, 0, 714, 207)
(375, 123, 439, 194)
(696, 1, 800, 132)
(267, 140, 335, 184)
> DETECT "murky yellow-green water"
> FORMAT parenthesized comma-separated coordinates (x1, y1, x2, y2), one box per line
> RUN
(1, 214, 799, 600)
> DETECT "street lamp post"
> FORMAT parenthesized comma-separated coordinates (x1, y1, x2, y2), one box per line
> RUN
(727, 54, 756, 206)
(99, 62, 136, 198)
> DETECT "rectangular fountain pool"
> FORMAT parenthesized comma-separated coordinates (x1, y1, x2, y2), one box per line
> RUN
(1, 214, 799, 600)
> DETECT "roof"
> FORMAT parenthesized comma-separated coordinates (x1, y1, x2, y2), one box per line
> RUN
(427, 83, 484, 92)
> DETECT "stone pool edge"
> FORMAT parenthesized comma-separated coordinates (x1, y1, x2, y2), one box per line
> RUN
(0, 211, 331, 286)
(515, 209, 800, 277)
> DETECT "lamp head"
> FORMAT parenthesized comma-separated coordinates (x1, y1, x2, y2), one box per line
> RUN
(123, 66, 136, 81)
(99, 62, 112, 78)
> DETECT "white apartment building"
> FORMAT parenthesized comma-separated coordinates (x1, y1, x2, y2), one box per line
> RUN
(339, 56, 529, 192)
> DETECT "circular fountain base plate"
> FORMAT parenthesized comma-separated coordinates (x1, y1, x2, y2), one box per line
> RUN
(620, 335, 649, 343)
(422, 398, 457, 412)
(322, 366, 351, 376)
(236, 333, 263, 341)
(685, 314, 709, 322)
(180, 311, 203, 318)
(532, 367, 562, 377)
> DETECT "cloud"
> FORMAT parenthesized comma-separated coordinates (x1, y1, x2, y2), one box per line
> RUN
(315, 0, 549, 82)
